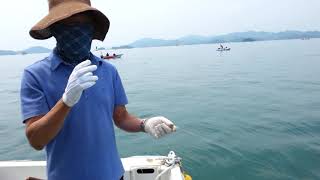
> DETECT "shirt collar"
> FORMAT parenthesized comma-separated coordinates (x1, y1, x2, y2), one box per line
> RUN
(50, 51, 103, 71)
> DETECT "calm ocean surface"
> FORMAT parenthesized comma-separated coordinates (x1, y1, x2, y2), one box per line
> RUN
(0, 39, 320, 179)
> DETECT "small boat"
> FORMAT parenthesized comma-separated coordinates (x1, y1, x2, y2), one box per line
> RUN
(217, 48, 231, 51)
(101, 54, 123, 60)
(0, 151, 192, 180)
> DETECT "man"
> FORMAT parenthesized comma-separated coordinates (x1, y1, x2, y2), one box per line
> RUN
(20, 0, 176, 179)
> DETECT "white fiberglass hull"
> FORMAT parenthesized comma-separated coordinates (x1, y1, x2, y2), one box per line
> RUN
(0, 152, 188, 180)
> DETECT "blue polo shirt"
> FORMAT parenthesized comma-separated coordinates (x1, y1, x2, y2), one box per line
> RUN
(20, 52, 128, 180)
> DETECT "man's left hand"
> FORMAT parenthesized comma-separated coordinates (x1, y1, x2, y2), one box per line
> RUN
(143, 116, 176, 138)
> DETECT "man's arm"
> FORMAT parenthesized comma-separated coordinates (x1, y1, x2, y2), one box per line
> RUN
(25, 99, 70, 150)
(113, 105, 176, 138)
(113, 105, 142, 132)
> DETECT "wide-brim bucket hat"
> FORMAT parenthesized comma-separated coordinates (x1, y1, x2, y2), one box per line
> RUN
(29, 0, 110, 41)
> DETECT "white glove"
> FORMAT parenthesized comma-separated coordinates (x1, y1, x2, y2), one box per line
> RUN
(143, 116, 176, 138)
(62, 60, 98, 107)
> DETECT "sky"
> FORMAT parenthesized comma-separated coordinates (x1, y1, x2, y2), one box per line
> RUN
(0, 0, 319, 50)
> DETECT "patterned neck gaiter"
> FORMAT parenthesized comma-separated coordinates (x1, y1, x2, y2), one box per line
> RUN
(51, 23, 94, 65)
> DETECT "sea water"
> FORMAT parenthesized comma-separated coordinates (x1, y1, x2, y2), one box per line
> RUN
(0, 39, 320, 179)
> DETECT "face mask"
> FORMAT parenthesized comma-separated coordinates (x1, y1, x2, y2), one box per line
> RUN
(51, 23, 94, 65)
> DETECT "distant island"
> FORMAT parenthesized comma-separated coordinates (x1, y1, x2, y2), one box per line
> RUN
(0, 46, 51, 56)
(120, 30, 320, 49)
(95, 46, 106, 51)
(1, 30, 320, 55)
(111, 45, 134, 50)
(0, 50, 17, 56)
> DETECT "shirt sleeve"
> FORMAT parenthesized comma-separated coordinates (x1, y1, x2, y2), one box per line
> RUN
(20, 70, 50, 123)
(113, 68, 128, 106)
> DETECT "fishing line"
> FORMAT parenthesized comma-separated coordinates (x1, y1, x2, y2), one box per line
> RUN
(175, 126, 213, 145)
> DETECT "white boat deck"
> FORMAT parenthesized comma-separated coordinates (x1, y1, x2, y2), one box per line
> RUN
(0, 152, 187, 180)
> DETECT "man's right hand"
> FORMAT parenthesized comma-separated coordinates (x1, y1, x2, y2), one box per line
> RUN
(62, 60, 98, 107)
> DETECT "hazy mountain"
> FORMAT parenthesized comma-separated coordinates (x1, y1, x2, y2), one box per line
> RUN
(23, 46, 51, 54)
(112, 45, 133, 50)
(127, 31, 320, 48)
(0, 46, 51, 56)
(0, 50, 17, 55)
(177, 35, 212, 44)
(209, 31, 320, 42)
(129, 38, 178, 48)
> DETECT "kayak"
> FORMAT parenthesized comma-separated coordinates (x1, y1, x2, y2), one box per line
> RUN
(102, 54, 123, 60)
(217, 48, 231, 51)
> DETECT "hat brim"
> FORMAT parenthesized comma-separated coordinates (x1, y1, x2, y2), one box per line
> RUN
(29, 1, 110, 41)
